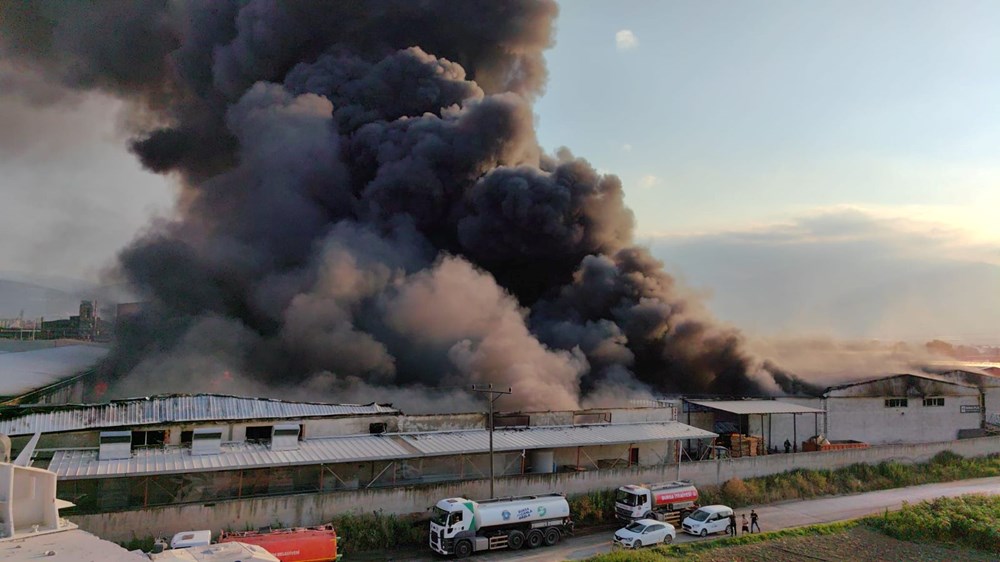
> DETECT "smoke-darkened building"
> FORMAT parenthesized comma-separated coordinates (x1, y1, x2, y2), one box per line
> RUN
(41, 301, 112, 342)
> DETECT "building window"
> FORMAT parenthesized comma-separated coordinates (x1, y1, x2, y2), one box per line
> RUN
(180, 430, 193, 446)
(884, 398, 908, 408)
(245, 425, 272, 443)
(492, 414, 530, 428)
(923, 397, 945, 407)
(130, 430, 165, 449)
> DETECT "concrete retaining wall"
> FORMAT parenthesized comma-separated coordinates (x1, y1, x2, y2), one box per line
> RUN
(70, 436, 1000, 543)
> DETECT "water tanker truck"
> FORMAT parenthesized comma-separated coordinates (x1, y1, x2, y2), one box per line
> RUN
(429, 494, 573, 558)
(615, 481, 698, 522)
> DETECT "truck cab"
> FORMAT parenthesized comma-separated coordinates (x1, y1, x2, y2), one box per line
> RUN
(615, 485, 652, 520)
(429, 498, 474, 555)
(615, 481, 698, 521)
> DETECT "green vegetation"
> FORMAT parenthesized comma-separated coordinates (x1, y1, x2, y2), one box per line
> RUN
(568, 488, 618, 527)
(697, 451, 1000, 509)
(330, 510, 425, 554)
(866, 495, 1000, 553)
(585, 521, 858, 561)
(118, 535, 157, 552)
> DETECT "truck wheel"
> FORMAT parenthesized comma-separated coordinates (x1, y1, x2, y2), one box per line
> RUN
(508, 530, 525, 550)
(526, 529, 544, 549)
(543, 527, 560, 546)
(455, 540, 473, 559)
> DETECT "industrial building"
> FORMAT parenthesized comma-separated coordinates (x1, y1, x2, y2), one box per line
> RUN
(2, 394, 715, 517)
(758, 373, 988, 447)
(821, 373, 986, 444)
(674, 370, 997, 455)
(680, 398, 826, 456)
(0, 340, 109, 405)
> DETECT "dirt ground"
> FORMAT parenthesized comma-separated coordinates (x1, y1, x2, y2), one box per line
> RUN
(692, 527, 996, 562)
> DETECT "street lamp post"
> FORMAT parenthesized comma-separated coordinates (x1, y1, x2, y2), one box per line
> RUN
(471, 384, 512, 499)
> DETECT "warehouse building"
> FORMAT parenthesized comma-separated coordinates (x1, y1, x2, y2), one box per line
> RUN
(0, 340, 109, 406)
(681, 398, 825, 456)
(821, 373, 983, 445)
(3, 394, 715, 516)
(934, 369, 1000, 425)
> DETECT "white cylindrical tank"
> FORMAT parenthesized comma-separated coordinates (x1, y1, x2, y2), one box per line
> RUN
(528, 450, 555, 474)
(475, 495, 570, 528)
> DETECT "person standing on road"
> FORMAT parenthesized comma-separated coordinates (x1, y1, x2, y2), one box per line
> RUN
(784, 439, 791, 453)
(741, 514, 750, 535)
(728, 512, 737, 536)
(751, 509, 760, 533)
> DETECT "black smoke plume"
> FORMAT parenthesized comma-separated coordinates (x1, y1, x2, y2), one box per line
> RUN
(1, 0, 773, 411)
(761, 361, 825, 397)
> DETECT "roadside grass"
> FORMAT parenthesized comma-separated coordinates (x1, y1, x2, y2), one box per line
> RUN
(588, 521, 858, 561)
(585, 495, 1000, 561)
(331, 510, 425, 553)
(696, 451, 1000, 509)
(568, 488, 618, 527)
(865, 495, 1000, 553)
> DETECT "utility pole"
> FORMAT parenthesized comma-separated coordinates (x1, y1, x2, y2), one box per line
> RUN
(471, 384, 512, 499)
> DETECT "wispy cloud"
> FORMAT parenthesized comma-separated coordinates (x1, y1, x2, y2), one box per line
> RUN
(638, 174, 658, 189)
(621, 143, 632, 152)
(615, 29, 639, 51)
(645, 207, 1000, 342)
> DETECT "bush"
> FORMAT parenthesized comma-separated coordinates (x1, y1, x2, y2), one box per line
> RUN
(864, 495, 1000, 553)
(331, 510, 425, 553)
(569, 489, 617, 526)
(695, 453, 1000, 510)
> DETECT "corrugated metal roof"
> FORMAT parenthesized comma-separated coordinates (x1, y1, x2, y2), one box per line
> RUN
(46, 421, 715, 478)
(0, 394, 399, 436)
(49, 434, 416, 478)
(400, 422, 717, 456)
(685, 399, 824, 415)
(824, 373, 980, 395)
(0, 344, 108, 397)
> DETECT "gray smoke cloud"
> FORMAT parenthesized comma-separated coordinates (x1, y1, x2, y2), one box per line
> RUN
(1, 0, 775, 411)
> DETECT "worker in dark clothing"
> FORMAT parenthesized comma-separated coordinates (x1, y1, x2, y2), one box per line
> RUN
(751, 509, 760, 533)
(741, 514, 750, 535)
(784, 439, 791, 453)
(728, 512, 737, 536)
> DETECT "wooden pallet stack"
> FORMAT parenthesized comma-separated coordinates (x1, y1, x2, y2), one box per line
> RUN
(724, 434, 765, 458)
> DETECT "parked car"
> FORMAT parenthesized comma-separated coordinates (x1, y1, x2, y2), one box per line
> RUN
(612, 518, 676, 549)
(681, 505, 733, 537)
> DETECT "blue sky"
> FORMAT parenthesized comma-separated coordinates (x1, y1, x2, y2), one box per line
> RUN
(535, 0, 1000, 241)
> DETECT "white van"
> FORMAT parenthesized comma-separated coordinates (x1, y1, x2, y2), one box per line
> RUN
(681, 505, 733, 537)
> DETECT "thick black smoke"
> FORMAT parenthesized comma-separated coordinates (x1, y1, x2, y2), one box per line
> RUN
(761, 361, 825, 397)
(1, 0, 772, 411)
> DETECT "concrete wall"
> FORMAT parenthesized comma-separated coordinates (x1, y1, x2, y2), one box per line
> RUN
(68, 435, 1000, 543)
(827, 395, 982, 444)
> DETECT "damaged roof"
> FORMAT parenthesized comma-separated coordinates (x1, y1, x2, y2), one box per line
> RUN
(684, 399, 824, 415)
(824, 373, 980, 398)
(0, 393, 399, 436)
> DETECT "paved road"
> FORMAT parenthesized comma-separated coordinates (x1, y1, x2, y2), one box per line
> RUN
(384, 476, 1000, 561)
